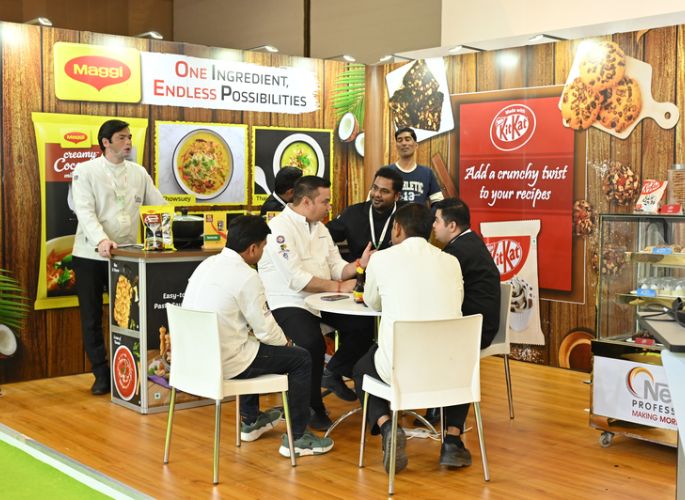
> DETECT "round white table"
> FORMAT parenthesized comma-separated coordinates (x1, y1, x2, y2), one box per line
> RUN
(304, 292, 380, 317)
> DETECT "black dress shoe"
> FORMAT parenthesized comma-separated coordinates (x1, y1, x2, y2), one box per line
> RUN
(309, 408, 333, 431)
(440, 435, 472, 468)
(380, 420, 408, 473)
(91, 375, 111, 395)
(321, 368, 357, 401)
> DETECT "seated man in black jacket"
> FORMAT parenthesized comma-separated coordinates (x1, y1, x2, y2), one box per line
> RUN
(327, 167, 404, 261)
(423, 197, 501, 465)
(260, 166, 303, 216)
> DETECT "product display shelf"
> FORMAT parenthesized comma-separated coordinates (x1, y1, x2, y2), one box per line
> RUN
(591, 214, 681, 448)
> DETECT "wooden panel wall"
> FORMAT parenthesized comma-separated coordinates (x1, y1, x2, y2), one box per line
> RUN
(375, 27, 685, 368)
(3, 23, 685, 382)
(0, 23, 351, 383)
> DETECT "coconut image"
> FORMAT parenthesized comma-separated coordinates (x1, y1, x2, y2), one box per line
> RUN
(355, 131, 365, 157)
(338, 112, 359, 142)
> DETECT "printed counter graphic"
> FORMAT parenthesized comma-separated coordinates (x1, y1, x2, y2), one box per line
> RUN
(593, 356, 677, 430)
(458, 95, 575, 292)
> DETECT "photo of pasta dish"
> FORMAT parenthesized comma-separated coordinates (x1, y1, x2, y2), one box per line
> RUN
(174, 130, 233, 198)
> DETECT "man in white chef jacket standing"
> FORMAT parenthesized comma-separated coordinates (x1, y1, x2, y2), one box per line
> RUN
(71, 119, 166, 395)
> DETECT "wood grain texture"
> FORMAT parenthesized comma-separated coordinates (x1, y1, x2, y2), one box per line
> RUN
(0, 358, 676, 498)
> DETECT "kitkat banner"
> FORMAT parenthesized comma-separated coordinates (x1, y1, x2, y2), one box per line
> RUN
(32, 113, 148, 310)
(457, 93, 576, 292)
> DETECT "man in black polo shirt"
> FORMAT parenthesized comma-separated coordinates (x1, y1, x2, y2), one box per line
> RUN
(327, 167, 404, 261)
(260, 166, 303, 216)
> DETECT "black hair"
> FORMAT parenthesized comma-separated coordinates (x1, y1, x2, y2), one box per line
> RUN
(394, 203, 433, 240)
(274, 167, 303, 195)
(373, 166, 403, 193)
(226, 215, 271, 253)
(433, 198, 470, 230)
(97, 119, 130, 152)
(394, 127, 417, 142)
(292, 175, 330, 204)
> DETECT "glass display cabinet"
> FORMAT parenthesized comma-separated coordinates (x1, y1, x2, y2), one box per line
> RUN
(591, 214, 680, 448)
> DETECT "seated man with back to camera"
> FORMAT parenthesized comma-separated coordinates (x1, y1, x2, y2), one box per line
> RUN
(327, 166, 405, 261)
(182, 215, 333, 458)
(352, 204, 466, 473)
(259, 176, 376, 430)
(260, 166, 303, 216)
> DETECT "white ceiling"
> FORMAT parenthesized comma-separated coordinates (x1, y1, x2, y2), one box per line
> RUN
(174, 1, 685, 64)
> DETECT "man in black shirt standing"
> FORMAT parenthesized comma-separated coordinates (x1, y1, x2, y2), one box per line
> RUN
(260, 166, 303, 216)
(428, 197, 501, 467)
(327, 167, 404, 261)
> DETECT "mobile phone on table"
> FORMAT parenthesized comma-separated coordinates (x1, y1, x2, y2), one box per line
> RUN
(321, 294, 348, 301)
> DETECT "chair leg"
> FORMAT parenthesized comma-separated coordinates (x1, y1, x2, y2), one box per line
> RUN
(439, 407, 445, 443)
(358, 391, 369, 468)
(213, 400, 222, 485)
(282, 391, 297, 467)
(388, 411, 398, 496)
(504, 354, 515, 419)
(163, 387, 176, 464)
(473, 402, 490, 482)
(235, 395, 241, 448)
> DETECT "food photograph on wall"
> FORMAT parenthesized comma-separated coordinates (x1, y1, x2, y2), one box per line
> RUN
(155, 121, 248, 205)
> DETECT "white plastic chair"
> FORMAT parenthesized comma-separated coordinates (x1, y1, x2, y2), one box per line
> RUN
(358, 314, 489, 495)
(480, 283, 514, 419)
(163, 304, 296, 484)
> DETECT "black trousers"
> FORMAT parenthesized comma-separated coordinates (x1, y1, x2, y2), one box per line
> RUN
(271, 307, 374, 413)
(233, 343, 312, 438)
(353, 344, 470, 435)
(72, 256, 109, 378)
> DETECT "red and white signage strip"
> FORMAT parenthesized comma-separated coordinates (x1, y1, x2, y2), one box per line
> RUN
(593, 356, 677, 430)
(140, 52, 319, 114)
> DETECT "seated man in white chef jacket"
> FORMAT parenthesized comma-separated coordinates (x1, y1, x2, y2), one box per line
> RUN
(258, 176, 375, 431)
(352, 203, 468, 474)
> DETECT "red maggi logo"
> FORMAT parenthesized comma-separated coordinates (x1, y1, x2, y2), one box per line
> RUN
(64, 55, 131, 91)
(485, 236, 530, 280)
(64, 131, 87, 144)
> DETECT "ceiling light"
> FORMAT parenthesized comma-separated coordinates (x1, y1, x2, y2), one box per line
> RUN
(25, 17, 52, 27)
(325, 54, 357, 62)
(378, 54, 414, 63)
(448, 45, 484, 54)
(246, 45, 279, 53)
(528, 33, 566, 43)
(136, 31, 163, 40)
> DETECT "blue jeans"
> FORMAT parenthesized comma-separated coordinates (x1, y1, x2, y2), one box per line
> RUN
(233, 343, 311, 438)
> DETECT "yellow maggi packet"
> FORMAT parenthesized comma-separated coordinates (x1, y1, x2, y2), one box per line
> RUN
(140, 205, 176, 251)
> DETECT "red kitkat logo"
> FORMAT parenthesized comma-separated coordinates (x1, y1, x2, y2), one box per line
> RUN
(485, 236, 530, 280)
(64, 55, 131, 91)
(641, 180, 663, 194)
(490, 104, 536, 152)
(64, 131, 87, 144)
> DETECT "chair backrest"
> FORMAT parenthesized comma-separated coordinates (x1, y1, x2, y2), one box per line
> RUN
(390, 314, 483, 411)
(481, 283, 513, 357)
(166, 304, 224, 400)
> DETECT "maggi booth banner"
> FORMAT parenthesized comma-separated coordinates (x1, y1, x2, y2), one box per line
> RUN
(53, 42, 141, 103)
(32, 113, 148, 309)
